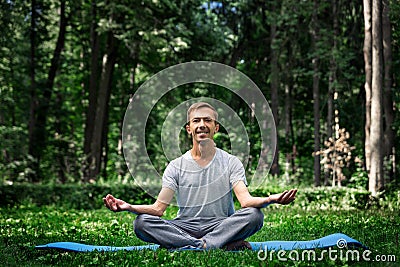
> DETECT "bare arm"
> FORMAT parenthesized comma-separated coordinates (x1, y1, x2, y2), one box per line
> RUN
(233, 181, 297, 208)
(103, 187, 174, 217)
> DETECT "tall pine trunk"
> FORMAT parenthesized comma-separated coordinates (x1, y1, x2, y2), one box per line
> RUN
(382, 0, 395, 181)
(363, 0, 372, 175)
(88, 29, 117, 180)
(369, 0, 384, 196)
(83, 0, 100, 181)
(270, 1, 280, 176)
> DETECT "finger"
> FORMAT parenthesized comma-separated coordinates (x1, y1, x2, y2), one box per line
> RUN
(286, 189, 296, 199)
(281, 193, 292, 204)
(107, 195, 120, 211)
(288, 189, 297, 200)
(106, 194, 115, 201)
(284, 189, 297, 204)
(105, 195, 115, 210)
(277, 190, 288, 202)
(280, 190, 295, 204)
(111, 199, 118, 211)
(103, 198, 112, 210)
(281, 190, 293, 203)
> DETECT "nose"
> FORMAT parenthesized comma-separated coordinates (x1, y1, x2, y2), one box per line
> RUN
(199, 119, 206, 127)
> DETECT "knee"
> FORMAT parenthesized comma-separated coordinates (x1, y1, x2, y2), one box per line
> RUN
(134, 214, 152, 234)
(243, 207, 264, 228)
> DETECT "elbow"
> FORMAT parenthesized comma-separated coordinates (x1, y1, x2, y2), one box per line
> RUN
(238, 195, 255, 208)
(152, 203, 166, 217)
(240, 199, 251, 209)
(154, 209, 164, 217)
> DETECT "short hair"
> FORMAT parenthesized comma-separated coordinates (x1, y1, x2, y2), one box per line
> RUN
(187, 102, 218, 123)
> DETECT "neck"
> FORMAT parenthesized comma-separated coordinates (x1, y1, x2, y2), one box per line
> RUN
(191, 139, 216, 161)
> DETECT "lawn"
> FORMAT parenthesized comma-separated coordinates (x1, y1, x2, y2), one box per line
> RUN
(1, 202, 398, 267)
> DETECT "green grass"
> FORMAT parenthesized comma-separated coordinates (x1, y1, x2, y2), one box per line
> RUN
(1, 204, 399, 266)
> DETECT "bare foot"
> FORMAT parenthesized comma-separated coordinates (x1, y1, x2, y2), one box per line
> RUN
(223, 240, 252, 251)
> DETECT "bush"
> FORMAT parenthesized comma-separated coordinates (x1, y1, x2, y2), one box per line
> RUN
(2, 183, 397, 211)
(0, 183, 155, 209)
(252, 186, 372, 210)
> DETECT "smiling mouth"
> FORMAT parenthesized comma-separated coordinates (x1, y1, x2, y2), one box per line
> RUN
(196, 131, 209, 134)
(196, 131, 209, 138)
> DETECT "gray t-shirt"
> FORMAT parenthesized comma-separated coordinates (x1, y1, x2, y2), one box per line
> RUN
(162, 148, 247, 218)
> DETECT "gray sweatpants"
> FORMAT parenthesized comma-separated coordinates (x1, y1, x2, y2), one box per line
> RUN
(133, 207, 264, 249)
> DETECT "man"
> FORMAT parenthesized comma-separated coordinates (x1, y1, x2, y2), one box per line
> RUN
(103, 102, 297, 250)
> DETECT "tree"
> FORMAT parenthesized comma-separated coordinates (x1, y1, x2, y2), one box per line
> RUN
(368, 0, 384, 196)
(83, 0, 101, 181)
(382, 0, 395, 181)
(269, 0, 280, 176)
(87, 28, 117, 181)
(0, 0, 398, 190)
(311, 0, 321, 186)
(28, 0, 68, 182)
(327, 0, 339, 186)
(363, 0, 373, 175)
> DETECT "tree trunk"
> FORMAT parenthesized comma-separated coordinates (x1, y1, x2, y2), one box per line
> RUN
(270, 1, 280, 176)
(329, 0, 339, 186)
(88, 29, 117, 180)
(312, 0, 321, 186)
(369, 0, 384, 196)
(326, 90, 334, 186)
(101, 109, 110, 180)
(363, 0, 372, 174)
(28, 0, 67, 182)
(382, 0, 395, 181)
(83, 0, 101, 181)
(28, 0, 38, 182)
(284, 81, 295, 176)
(55, 92, 66, 183)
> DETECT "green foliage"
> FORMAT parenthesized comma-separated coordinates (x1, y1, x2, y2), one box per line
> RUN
(3, 183, 400, 212)
(0, 184, 154, 209)
(0, 126, 34, 183)
(349, 167, 369, 190)
(0, 0, 398, 197)
(252, 186, 373, 211)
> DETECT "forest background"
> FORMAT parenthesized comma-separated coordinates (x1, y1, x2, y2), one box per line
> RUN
(0, 0, 399, 200)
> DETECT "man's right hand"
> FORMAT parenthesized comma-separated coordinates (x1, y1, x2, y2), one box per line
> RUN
(103, 194, 130, 212)
(103, 188, 173, 216)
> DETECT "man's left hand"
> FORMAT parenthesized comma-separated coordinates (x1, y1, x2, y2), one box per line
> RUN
(268, 189, 297, 205)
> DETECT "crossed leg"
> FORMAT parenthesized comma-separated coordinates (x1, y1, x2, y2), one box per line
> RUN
(133, 207, 264, 249)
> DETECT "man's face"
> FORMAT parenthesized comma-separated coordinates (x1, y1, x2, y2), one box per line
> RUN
(186, 107, 219, 143)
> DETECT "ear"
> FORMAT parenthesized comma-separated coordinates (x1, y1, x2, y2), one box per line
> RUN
(215, 123, 219, 133)
(185, 124, 192, 135)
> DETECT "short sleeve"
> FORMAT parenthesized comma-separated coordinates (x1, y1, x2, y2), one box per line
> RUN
(162, 162, 178, 191)
(229, 156, 248, 186)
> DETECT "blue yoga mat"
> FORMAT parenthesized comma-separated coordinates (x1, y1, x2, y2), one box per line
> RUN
(35, 233, 365, 252)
